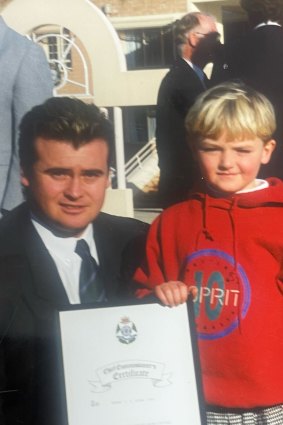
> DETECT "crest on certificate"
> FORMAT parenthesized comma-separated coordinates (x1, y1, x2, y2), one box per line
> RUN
(116, 316, 137, 344)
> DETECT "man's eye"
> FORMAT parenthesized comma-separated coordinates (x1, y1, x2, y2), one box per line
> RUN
(48, 170, 68, 179)
(83, 171, 104, 178)
(83, 175, 97, 181)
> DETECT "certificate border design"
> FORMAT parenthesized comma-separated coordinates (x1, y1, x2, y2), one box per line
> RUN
(57, 301, 207, 425)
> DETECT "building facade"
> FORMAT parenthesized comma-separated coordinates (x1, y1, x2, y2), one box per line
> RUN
(1, 0, 247, 207)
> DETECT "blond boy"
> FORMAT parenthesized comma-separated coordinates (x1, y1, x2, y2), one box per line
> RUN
(134, 82, 283, 424)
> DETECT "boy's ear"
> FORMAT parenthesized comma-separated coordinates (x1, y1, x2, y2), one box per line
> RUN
(261, 139, 276, 164)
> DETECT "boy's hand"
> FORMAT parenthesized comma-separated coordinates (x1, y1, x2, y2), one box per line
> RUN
(154, 281, 195, 307)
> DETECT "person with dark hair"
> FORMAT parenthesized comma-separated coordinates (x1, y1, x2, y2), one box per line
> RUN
(212, 0, 283, 179)
(19, 97, 115, 174)
(0, 97, 148, 425)
(156, 11, 219, 207)
(241, 0, 283, 26)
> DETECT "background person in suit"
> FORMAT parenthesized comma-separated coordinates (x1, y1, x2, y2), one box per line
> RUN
(0, 97, 148, 425)
(156, 12, 219, 207)
(0, 16, 53, 215)
(212, 0, 283, 179)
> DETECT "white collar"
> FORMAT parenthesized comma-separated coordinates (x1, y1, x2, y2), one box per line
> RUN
(182, 57, 194, 68)
(255, 20, 281, 29)
(206, 179, 269, 196)
(236, 179, 269, 194)
(31, 219, 98, 262)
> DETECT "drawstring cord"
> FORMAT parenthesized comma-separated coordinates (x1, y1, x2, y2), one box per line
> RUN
(194, 193, 243, 333)
(195, 194, 214, 251)
(228, 197, 243, 333)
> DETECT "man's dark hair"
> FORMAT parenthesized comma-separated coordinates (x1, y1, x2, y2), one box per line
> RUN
(241, 0, 283, 24)
(19, 97, 115, 176)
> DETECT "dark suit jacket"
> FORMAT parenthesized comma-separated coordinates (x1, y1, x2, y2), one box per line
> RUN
(156, 57, 206, 206)
(0, 203, 148, 425)
(212, 25, 283, 179)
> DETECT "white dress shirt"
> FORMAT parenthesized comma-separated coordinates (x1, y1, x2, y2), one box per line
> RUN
(31, 220, 99, 304)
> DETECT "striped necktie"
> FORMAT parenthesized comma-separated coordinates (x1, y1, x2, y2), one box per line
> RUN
(75, 239, 104, 303)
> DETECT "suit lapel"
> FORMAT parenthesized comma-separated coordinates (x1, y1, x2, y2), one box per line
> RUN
(178, 57, 208, 89)
(92, 218, 119, 300)
(8, 205, 119, 305)
(22, 219, 70, 307)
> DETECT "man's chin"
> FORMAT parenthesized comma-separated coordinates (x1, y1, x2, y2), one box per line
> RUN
(31, 212, 87, 237)
(49, 223, 86, 238)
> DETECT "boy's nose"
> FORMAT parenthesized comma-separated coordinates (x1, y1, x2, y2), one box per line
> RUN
(219, 151, 233, 169)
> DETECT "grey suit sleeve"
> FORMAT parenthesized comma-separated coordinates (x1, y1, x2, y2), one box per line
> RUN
(1, 42, 53, 212)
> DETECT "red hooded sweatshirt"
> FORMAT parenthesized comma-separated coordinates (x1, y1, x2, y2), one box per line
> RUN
(134, 178, 283, 409)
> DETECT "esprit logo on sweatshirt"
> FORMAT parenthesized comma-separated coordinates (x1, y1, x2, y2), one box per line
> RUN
(184, 249, 251, 340)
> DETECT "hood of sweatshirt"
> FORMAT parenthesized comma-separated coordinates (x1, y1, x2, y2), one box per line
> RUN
(191, 177, 283, 208)
(189, 177, 283, 245)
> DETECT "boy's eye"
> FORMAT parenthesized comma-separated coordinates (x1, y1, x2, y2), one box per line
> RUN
(236, 148, 252, 153)
(200, 147, 219, 152)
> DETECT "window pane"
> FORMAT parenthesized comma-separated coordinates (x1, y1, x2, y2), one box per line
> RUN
(118, 26, 175, 70)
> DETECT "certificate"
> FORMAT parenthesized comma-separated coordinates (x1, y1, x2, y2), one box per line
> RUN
(58, 302, 206, 425)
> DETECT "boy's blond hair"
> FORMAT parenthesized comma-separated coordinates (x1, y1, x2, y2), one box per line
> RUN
(185, 82, 276, 145)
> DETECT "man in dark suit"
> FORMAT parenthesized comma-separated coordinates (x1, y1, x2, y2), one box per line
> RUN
(0, 97, 148, 425)
(212, 0, 283, 179)
(156, 12, 219, 207)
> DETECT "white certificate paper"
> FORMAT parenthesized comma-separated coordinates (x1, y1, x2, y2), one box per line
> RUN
(58, 303, 204, 425)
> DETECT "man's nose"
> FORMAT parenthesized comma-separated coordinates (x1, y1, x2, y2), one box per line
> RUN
(64, 176, 83, 199)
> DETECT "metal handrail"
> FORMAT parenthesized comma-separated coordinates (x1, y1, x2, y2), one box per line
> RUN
(125, 138, 157, 178)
